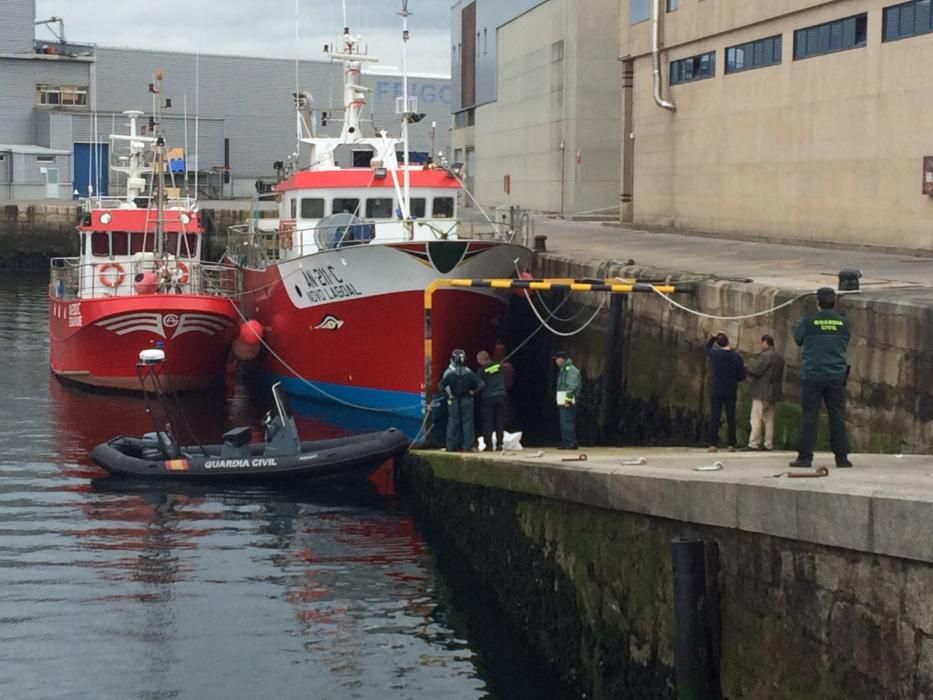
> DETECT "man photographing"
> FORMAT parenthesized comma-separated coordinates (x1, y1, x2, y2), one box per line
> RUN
(790, 287, 852, 468)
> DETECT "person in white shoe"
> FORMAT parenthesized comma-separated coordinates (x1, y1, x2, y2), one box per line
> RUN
(745, 334, 785, 451)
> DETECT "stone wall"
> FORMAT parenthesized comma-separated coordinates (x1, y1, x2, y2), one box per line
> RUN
(0, 204, 81, 268)
(531, 255, 933, 453)
(401, 453, 933, 699)
(0, 204, 257, 267)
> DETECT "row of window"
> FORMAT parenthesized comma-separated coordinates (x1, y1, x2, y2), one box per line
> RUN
(289, 196, 455, 220)
(664, 0, 933, 86)
(36, 84, 88, 106)
(88, 231, 199, 259)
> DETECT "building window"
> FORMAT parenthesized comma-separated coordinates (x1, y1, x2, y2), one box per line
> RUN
(726, 35, 782, 73)
(36, 84, 88, 106)
(884, 0, 933, 42)
(630, 0, 650, 24)
(670, 52, 716, 85)
(552, 40, 564, 62)
(300, 198, 324, 218)
(36, 155, 55, 163)
(667, 0, 679, 10)
(365, 198, 394, 219)
(793, 14, 868, 59)
(454, 109, 475, 129)
(483, 28, 488, 55)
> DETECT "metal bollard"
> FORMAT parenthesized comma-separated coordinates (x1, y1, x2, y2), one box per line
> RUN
(533, 234, 548, 253)
(672, 538, 714, 700)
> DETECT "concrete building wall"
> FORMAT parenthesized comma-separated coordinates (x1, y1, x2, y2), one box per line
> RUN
(622, 0, 933, 250)
(92, 48, 451, 196)
(0, 0, 34, 54)
(451, 0, 548, 110)
(457, 0, 621, 215)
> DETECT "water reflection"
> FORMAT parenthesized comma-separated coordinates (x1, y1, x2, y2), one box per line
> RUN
(0, 272, 571, 700)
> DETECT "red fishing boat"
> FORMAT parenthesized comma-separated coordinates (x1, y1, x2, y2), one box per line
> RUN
(227, 12, 532, 419)
(49, 83, 239, 392)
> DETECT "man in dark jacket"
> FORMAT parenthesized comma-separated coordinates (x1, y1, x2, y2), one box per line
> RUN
(477, 350, 507, 451)
(439, 349, 482, 452)
(790, 288, 852, 468)
(705, 332, 746, 452)
(745, 334, 785, 450)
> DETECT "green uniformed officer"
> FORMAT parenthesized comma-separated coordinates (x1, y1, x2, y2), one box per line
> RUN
(790, 287, 852, 468)
(554, 351, 581, 449)
(439, 349, 482, 452)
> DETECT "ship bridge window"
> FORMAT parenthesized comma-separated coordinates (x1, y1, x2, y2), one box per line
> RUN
(432, 197, 455, 218)
(410, 197, 426, 218)
(91, 232, 109, 256)
(300, 198, 325, 218)
(163, 233, 200, 258)
(129, 232, 156, 254)
(332, 198, 361, 215)
(365, 198, 394, 219)
(111, 232, 130, 256)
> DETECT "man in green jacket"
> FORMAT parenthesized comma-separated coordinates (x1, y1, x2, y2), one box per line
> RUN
(790, 288, 852, 468)
(554, 351, 581, 449)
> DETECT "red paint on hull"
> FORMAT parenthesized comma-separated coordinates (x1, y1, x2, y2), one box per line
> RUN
(240, 271, 509, 400)
(49, 293, 239, 392)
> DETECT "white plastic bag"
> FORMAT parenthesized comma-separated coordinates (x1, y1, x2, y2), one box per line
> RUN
(502, 431, 523, 451)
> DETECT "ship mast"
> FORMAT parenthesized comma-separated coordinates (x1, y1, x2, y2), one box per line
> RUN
(149, 71, 169, 256)
(399, 0, 412, 231)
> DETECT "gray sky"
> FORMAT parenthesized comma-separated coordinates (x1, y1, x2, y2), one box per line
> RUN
(35, 0, 451, 75)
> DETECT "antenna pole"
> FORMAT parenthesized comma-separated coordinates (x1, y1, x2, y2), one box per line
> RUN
(194, 51, 200, 198)
(183, 94, 189, 197)
(295, 0, 301, 168)
(400, 1, 411, 236)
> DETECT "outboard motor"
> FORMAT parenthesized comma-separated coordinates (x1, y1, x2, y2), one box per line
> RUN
(263, 382, 301, 456)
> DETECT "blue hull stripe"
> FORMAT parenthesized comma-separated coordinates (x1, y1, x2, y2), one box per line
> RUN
(270, 374, 425, 419)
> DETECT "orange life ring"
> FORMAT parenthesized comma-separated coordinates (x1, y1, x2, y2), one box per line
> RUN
(176, 261, 190, 285)
(99, 263, 125, 288)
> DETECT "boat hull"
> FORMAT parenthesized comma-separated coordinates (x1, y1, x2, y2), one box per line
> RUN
(49, 293, 239, 392)
(91, 429, 409, 479)
(237, 240, 533, 417)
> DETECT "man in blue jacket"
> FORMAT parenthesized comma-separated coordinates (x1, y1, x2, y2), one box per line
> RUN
(705, 332, 745, 452)
(790, 288, 852, 468)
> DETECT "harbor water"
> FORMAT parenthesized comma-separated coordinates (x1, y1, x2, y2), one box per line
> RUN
(0, 272, 571, 700)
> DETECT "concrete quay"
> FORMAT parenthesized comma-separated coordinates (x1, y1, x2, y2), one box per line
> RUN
(400, 448, 933, 699)
(523, 218, 933, 453)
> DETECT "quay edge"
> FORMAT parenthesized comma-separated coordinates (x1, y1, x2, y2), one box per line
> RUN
(399, 449, 933, 699)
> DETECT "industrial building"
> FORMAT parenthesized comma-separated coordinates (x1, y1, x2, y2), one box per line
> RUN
(622, 0, 933, 250)
(453, 0, 933, 250)
(0, 0, 451, 201)
(450, 0, 621, 217)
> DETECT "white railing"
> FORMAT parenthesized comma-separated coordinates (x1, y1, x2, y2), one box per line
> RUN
(226, 215, 532, 270)
(49, 257, 239, 300)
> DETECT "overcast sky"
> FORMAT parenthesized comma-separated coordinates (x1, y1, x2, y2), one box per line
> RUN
(35, 0, 451, 75)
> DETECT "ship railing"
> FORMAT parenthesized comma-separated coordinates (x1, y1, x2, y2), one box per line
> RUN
(225, 214, 532, 269)
(82, 196, 199, 211)
(49, 257, 240, 300)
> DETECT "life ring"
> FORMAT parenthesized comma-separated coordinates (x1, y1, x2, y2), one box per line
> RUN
(99, 263, 125, 288)
(176, 261, 190, 285)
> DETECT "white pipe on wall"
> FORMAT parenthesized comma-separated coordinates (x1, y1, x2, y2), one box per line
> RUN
(652, 0, 676, 112)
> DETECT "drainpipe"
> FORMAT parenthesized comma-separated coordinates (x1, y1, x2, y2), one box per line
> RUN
(652, 0, 676, 112)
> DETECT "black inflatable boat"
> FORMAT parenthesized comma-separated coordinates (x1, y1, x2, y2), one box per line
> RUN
(91, 351, 409, 479)
(91, 428, 409, 479)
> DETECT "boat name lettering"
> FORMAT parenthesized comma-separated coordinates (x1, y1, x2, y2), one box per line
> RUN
(300, 266, 362, 303)
(203, 457, 279, 470)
